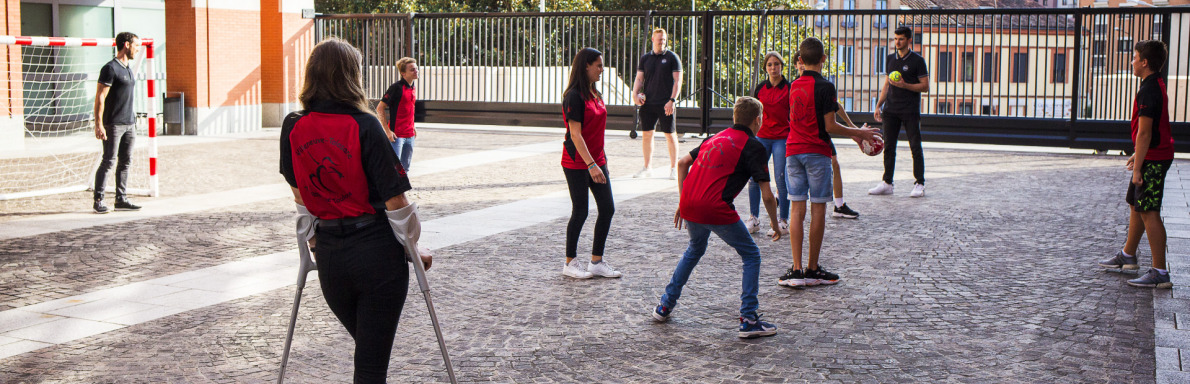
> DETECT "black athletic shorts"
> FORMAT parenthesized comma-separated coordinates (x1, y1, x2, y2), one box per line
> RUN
(638, 104, 675, 133)
(1126, 159, 1173, 212)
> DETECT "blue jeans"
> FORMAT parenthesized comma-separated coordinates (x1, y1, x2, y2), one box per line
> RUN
(660, 219, 761, 319)
(748, 137, 790, 221)
(786, 153, 833, 203)
(390, 136, 414, 171)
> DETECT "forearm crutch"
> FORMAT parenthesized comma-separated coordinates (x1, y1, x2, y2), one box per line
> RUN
(278, 206, 318, 384)
(386, 203, 458, 384)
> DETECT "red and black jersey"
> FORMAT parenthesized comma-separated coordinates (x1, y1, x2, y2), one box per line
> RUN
(280, 99, 412, 220)
(561, 89, 608, 169)
(1132, 74, 1174, 161)
(751, 77, 791, 140)
(786, 70, 838, 157)
(381, 79, 416, 138)
(680, 124, 771, 225)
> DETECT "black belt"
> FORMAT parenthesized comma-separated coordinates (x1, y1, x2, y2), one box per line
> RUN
(318, 213, 383, 231)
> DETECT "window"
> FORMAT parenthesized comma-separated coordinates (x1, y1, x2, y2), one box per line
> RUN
(1153, 15, 1163, 40)
(1092, 55, 1106, 70)
(1012, 52, 1028, 83)
(843, 0, 856, 28)
(937, 101, 952, 114)
(843, 97, 854, 111)
(960, 102, 974, 115)
(914, 32, 922, 44)
(962, 52, 975, 82)
(1118, 37, 1133, 53)
(983, 52, 999, 82)
(816, 2, 830, 27)
(874, 0, 888, 29)
(1092, 40, 1106, 55)
(874, 47, 887, 74)
(871, 97, 878, 111)
(1094, 15, 1108, 35)
(938, 52, 953, 82)
(1052, 52, 1066, 83)
(981, 105, 994, 115)
(838, 45, 854, 74)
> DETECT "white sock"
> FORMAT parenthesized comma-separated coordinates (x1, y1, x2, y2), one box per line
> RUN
(1157, 268, 1168, 274)
(834, 198, 844, 207)
(1121, 250, 1134, 258)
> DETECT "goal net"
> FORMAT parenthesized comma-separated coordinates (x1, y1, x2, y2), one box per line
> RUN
(0, 36, 158, 201)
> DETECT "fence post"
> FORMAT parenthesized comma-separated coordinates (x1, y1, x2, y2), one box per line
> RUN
(1068, 11, 1082, 148)
(754, 10, 768, 90)
(700, 12, 713, 136)
(405, 14, 415, 58)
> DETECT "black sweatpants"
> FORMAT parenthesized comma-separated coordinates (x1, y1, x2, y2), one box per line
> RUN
(881, 113, 925, 185)
(315, 219, 409, 384)
(563, 165, 615, 259)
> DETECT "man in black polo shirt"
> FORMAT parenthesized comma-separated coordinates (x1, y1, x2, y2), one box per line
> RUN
(872, 26, 930, 198)
(92, 32, 142, 214)
(631, 28, 683, 180)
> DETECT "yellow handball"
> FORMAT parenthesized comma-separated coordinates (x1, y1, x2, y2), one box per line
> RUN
(888, 71, 903, 82)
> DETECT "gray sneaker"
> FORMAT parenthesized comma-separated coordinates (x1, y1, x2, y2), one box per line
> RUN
(1098, 251, 1138, 270)
(1127, 268, 1172, 288)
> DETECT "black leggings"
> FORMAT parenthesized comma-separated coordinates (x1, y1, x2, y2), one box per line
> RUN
(316, 219, 409, 384)
(563, 165, 615, 259)
(881, 113, 925, 185)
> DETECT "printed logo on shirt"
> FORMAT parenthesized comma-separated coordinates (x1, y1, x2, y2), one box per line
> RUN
(694, 135, 738, 170)
(902, 65, 908, 71)
(295, 137, 354, 203)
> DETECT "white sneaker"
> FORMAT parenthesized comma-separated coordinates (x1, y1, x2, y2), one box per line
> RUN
(669, 168, 677, 180)
(910, 183, 925, 198)
(587, 260, 622, 278)
(766, 220, 790, 237)
(868, 181, 894, 195)
(633, 167, 651, 178)
(563, 260, 594, 279)
(745, 216, 760, 234)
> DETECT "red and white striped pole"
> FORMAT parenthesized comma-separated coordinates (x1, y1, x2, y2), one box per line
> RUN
(143, 38, 158, 197)
(0, 35, 158, 197)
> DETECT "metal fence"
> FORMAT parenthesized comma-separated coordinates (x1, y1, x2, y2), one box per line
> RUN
(317, 8, 1190, 151)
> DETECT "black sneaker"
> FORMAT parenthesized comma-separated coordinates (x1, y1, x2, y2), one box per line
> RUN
(114, 200, 142, 211)
(832, 203, 859, 219)
(805, 266, 840, 286)
(93, 200, 110, 214)
(777, 267, 806, 287)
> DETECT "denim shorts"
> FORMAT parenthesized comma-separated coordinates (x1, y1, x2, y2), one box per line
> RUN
(786, 153, 833, 203)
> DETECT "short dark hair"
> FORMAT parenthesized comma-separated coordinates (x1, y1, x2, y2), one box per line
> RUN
(115, 32, 139, 51)
(798, 37, 825, 66)
(894, 26, 913, 39)
(1134, 40, 1167, 73)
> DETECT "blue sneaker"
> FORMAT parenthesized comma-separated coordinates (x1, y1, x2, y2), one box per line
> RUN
(1098, 250, 1139, 270)
(738, 314, 777, 339)
(652, 304, 672, 322)
(1127, 268, 1173, 288)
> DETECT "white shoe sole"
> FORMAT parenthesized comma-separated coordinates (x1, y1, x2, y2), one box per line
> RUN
(563, 270, 593, 279)
(738, 330, 777, 338)
(831, 212, 858, 219)
(777, 279, 805, 287)
(1099, 263, 1139, 270)
(652, 311, 670, 322)
(590, 272, 622, 278)
(868, 190, 893, 195)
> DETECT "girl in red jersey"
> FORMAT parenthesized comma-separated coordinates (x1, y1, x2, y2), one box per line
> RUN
(560, 48, 621, 279)
(280, 38, 429, 383)
(745, 52, 793, 236)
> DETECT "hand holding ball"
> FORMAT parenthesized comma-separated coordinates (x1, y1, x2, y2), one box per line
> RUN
(888, 71, 903, 83)
(860, 136, 885, 156)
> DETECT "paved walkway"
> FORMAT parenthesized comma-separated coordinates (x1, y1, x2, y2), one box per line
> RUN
(0, 126, 1181, 383)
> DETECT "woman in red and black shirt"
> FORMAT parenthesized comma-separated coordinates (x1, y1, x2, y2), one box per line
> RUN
(279, 38, 425, 383)
(560, 47, 621, 279)
(745, 52, 792, 236)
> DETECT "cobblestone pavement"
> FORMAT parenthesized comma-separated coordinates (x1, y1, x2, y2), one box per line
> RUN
(0, 128, 1169, 383)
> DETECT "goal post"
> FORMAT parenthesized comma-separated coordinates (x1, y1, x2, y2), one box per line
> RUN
(0, 35, 158, 201)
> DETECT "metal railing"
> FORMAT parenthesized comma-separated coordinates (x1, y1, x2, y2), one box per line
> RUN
(317, 8, 1190, 151)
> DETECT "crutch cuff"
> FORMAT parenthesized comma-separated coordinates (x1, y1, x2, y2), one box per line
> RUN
(385, 202, 422, 262)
